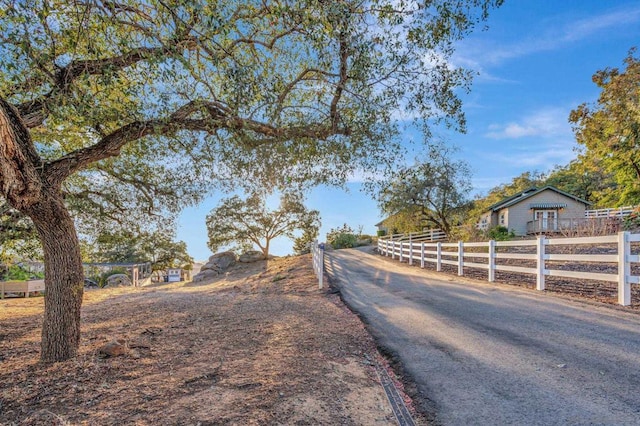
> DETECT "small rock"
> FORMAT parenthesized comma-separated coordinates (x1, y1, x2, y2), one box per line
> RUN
(556, 363, 566, 369)
(98, 339, 128, 358)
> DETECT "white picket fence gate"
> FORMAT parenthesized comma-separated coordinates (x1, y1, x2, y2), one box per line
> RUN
(378, 231, 640, 306)
(311, 240, 324, 289)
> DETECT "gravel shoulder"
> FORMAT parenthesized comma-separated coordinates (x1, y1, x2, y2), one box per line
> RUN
(0, 255, 403, 425)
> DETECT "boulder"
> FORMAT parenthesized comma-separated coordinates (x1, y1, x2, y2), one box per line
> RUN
(192, 251, 237, 282)
(105, 274, 132, 287)
(202, 251, 237, 271)
(192, 269, 219, 283)
(239, 250, 266, 263)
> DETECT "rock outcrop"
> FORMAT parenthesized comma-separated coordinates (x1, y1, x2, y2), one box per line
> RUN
(239, 250, 266, 263)
(192, 251, 237, 282)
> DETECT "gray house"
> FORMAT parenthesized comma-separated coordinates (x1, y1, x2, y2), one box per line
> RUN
(478, 186, 591, 236)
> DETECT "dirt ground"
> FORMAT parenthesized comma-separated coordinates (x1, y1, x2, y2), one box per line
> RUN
(0, 255, 414, 425)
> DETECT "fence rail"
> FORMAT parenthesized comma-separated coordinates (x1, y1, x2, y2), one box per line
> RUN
(378, 232, 639, 306)
(585, 206, 637, 218)
(383, 229, 447, 242)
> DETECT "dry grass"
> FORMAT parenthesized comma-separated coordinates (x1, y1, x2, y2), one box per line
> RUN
(0, 255, 403, 425)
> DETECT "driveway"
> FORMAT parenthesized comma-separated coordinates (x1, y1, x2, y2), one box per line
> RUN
(325, 247, 640, 425)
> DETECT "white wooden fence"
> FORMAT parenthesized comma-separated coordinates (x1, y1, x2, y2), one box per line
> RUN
(384, 229, 447, 242)
(585, 206, 637, 218)
(378, 232, 640, 306)
(311, 240, 324, 289)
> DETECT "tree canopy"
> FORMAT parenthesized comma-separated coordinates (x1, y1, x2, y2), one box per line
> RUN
(0, 0, 503, 361)
(373, 144, 472, 235)
(86, 230, 192, 272)
(206, 192, 320, 257)
(569, 48, 640, 206)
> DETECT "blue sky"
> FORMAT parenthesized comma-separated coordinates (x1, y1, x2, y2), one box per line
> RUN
(178, 1, 640, 261)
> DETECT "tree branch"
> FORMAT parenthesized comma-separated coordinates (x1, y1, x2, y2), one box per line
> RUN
(0, 97, 43, 208)
(44, 100, 350, 185)
(15, 44, 187, 128)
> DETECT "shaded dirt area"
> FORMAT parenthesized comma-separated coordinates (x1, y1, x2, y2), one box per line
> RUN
(0, 255, 403, 425)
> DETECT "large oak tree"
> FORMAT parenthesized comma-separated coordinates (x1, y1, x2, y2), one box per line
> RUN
(0, 0, 502, 361)
(374, 143, 472, 235)
(206, 192, 320, 257)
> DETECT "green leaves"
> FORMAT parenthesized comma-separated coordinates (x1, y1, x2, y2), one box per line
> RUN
(569, 48, 640, 206)
(205, 192, 320, 256)
(372, 142, 472, 234)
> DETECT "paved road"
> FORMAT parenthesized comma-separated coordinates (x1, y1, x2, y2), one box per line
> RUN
(325, 247, 640, 425)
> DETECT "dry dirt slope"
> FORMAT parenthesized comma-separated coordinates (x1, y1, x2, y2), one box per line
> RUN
(0, 254, 408, 425)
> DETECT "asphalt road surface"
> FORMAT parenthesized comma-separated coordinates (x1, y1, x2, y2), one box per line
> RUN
(325, 247, 640, 425)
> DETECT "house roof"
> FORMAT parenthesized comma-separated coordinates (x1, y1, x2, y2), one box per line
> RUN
(485, 186, 591, 212)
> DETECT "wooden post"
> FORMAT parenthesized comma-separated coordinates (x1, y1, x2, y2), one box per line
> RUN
(536, 236, 546, 291)
(420, 242, 425, 268)
(409, 242, 413, 266)
(618, 231, 631, 306)
(458, 241, 464, 276)
(488, 240, 496, 282)
(399, 242, 404, 263)
(436, 242, 442, 272)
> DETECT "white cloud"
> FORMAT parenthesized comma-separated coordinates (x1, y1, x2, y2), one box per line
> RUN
(485, 107, 570, 140)
(456, 5, 640, 68)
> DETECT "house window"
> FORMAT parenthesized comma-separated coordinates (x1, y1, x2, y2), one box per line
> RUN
(499, 213, 505, 225)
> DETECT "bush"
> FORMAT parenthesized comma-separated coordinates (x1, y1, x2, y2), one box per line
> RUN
(3, 265, 32, 281)
(377, 229, 387, 237)
(487, 226, 515, 241)
(623, 208, 640, 231)
(331, 233, 358, 249)
(355, 235, 373, 247)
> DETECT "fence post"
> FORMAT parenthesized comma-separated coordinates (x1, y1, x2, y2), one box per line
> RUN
(311, 240, 324, 290)
(399, 242, 404, 263)
(436, 242, 442, 272)
(318, 243, 324, 290)
(420, 242, 425, 268)
(488, 240, 495, 282)
(391, 240, 395, 259)
(536, 236, 546, 291)
(409, 241, 413, 266)
(457, 241, 464, 276)
(618, 231, 631, 306)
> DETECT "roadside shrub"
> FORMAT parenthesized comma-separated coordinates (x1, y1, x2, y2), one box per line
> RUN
(3, 265, 31, 281)
(448, 224, 485, 242)
(623, 208, 640, 231)
(377, 230, 387, 237)
(487, 226, 515, 241)
(331, 233, 358, 249)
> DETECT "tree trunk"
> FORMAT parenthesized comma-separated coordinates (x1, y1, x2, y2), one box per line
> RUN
(263, 240, 270, 258)
(26, 194, 84, 362)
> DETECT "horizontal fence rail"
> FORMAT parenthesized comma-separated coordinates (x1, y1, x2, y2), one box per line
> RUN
(378, 232, 639, 306)
(585, 206, 638, 218)
(383, 229, 447, 243)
